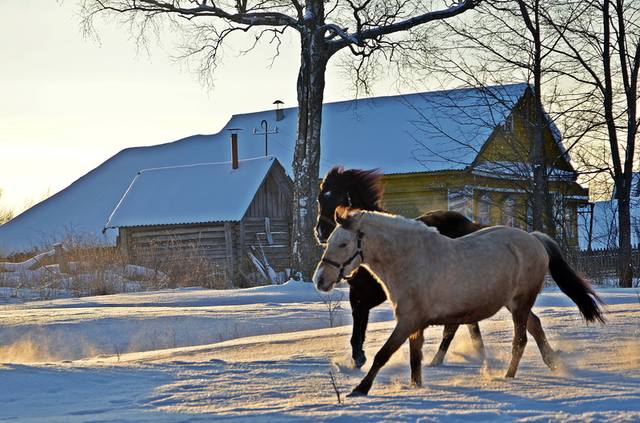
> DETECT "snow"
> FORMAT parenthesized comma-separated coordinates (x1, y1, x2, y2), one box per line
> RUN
(0, 282, 638, 421)
(472, 161, 578, 182)
(0, 84, 532, 254)
(106, 156, 278, 228)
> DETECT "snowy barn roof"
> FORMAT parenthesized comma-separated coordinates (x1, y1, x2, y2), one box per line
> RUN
(105, 156, 278, 229)
(0, 83, 559, 254)
(224, 82, 532, 175)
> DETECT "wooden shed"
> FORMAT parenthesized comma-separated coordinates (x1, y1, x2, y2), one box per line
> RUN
(104, 156, 292, 285)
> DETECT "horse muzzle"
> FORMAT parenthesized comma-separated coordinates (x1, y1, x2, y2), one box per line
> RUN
(312, 267, 335, 292)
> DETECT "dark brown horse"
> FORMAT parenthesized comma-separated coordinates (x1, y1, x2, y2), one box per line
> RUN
(316, 167, 489, 367)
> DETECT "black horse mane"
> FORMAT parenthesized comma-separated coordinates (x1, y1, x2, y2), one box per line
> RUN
(322, 166, 385, 211)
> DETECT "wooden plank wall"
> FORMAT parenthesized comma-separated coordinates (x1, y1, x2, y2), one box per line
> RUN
(121, 217, 292, 285)
(239, 217, 291, 271)
(245, 163, 292, 219)
(125, 224, 231, 272)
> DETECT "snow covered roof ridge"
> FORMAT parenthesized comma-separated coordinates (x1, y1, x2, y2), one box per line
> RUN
(136, 155, 275, 174)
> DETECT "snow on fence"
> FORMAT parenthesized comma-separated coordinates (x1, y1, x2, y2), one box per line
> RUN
(0, 244, 171, 300)
(0, 245, 59, 272)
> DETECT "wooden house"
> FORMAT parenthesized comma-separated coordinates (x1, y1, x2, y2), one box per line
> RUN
(373, 86, 588, 245)
(104, 156, 292, 285)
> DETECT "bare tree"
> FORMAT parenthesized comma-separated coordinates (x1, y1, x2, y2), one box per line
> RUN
(544, 0, 640, 287)
(318, 289, 344, 327)
(404, 1, 585, 237)
(80, 0, 481, 277)
(0, 189, 14, 225)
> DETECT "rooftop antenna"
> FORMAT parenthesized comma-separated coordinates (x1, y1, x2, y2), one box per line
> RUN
(252, 119, 278, 156)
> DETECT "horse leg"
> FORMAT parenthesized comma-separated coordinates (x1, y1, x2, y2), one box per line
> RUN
(428, 324, 458, 367)
(505, 307, 530, 378)
(349, 271, 387, 368)
(348, 322, 412, 397)
(409, 329, 425, 387)
(466, 323, 486, 359)
(527, 311, 559, 370)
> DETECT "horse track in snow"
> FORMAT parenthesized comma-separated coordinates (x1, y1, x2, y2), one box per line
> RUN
(0, 284, 638, 421)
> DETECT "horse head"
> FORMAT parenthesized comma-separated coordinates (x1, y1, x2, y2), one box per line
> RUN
(313, 207, 365, 292)
(315, 167, 383, 243)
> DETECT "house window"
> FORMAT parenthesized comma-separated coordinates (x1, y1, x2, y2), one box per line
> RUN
(526, 202, 534, 231)
(448, 187, 473, 219)
(477, 193, 491, 225)
(563, 206, 576, 241)
(502, 196, 516, 226)
(503, 115, 514, 133)
(552, 193, 566, 237)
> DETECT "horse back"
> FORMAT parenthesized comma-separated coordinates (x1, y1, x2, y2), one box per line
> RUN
(418, 226, 548, 323)
(417, 210, 486, 239)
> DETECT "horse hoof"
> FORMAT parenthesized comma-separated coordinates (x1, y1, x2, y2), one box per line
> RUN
(353, 355, 366, 369)
(347, 389, 368, 398)
(428, 359, 443, 367)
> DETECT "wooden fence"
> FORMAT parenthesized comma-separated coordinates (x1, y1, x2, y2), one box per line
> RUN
(564, 247, 640, 285)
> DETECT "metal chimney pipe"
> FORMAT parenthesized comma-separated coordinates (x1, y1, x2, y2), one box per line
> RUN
(227, 128, 242, 169)
(273, 100, 284, 121)
(231, 133, 239, 169)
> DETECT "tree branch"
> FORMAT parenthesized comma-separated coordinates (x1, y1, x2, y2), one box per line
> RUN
(86, 0, 300, 28)
(326, 0, 481, 54)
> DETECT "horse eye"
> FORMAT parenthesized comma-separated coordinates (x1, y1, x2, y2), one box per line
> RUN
(339, 243, 347, 248)
(323, 191, 332, 198)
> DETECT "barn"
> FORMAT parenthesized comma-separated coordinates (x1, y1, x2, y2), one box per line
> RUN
(104, 155, 292, 286)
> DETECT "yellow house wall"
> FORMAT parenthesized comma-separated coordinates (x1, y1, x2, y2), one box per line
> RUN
(478, 94, 573, 172)
(380, 172, 587, 246)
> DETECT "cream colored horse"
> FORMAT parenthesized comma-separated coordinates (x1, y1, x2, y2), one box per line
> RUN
(313, 209, 604, 397)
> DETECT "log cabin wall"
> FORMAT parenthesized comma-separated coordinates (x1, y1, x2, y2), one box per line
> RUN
(123, 223, 233, 277)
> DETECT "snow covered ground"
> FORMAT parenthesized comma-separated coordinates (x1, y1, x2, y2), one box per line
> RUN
(0, 281, 639, 421)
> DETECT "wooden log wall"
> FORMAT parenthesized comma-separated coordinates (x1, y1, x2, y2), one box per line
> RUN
(239, 217, 291, 271)
(124, 224, 231, 272)
(121, 217, 292, 285)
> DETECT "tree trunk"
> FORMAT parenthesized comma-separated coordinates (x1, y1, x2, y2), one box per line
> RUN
(520, 0, 548, 235)
(290, 27, 328, 278)
(617, 183, 633, 288)
(600, 1, 633, 288)
(530, 84, 548, 234)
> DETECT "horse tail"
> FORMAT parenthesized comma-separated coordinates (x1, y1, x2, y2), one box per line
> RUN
(531, 232, 605, 324)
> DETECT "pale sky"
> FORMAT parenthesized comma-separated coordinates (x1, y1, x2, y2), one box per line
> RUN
(0, 1, 430, 215)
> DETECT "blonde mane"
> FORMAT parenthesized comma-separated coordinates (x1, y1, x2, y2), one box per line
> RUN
(356, 210, 439, 234)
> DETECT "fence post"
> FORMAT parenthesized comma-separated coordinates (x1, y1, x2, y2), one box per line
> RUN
(54, 243, 69, 274)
